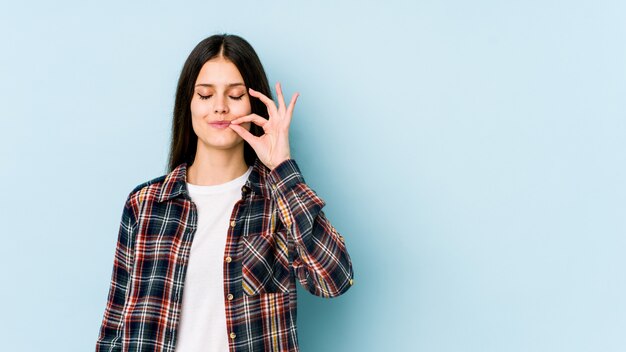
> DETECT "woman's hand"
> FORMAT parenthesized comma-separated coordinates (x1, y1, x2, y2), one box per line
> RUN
(228, 82, 300, 171)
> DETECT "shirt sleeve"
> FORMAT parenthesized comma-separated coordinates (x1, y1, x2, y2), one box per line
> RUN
(95, 191, 137, 351)
(266, 158, 355, 298)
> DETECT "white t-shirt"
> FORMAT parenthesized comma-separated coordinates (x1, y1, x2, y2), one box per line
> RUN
(174, 165, 253, 352)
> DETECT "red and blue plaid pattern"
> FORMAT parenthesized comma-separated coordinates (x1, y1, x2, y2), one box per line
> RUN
(96, 157, 355, 351)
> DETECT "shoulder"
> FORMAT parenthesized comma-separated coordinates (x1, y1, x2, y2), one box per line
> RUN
(126, 174, 168, 208)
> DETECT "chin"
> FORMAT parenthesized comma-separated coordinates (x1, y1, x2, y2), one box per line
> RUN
(200, 136, 244, 150)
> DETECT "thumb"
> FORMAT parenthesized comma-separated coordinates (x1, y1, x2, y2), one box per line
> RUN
(229, 123, 259, 149)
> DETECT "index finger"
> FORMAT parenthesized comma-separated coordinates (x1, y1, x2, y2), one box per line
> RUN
(249, 88, 278, 116)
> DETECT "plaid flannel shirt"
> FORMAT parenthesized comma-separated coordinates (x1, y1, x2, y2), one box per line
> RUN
(95, 157, 355, 352)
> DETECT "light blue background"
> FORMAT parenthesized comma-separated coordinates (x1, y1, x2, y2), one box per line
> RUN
(1, 1, 624, 351)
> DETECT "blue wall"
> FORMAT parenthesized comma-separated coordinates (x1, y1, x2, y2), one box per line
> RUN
(1, 1, 624, 351)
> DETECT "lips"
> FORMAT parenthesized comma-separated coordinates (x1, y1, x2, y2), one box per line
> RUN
(208, 120, 232, 129)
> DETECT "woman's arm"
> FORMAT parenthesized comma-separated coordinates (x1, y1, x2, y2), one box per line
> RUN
(267, 158, 355, 298)
(95, 192, 136, 351)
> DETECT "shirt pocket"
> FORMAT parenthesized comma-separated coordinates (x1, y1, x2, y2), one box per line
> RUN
(241, 217, 291, 296)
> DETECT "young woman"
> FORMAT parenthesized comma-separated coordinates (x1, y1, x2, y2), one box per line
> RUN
(95, 33, 354, 352)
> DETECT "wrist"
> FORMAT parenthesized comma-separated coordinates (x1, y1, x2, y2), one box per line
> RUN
(270, 156, 291, 172)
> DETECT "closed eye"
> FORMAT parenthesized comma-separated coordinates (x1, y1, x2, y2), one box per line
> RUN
(198, 93, 245, 100)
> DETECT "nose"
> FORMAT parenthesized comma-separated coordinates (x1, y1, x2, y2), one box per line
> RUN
(213, 95, 228, 114)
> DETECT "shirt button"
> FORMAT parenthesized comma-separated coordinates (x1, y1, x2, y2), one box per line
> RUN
(271, 184, 277, 190)
(227, 293, 233, 301)
(230, 220, 236, 227)
(230, 332, 236, 339)
(225, 256, 232, 263)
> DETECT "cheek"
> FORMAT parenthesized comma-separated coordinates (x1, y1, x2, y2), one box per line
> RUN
(232, 100, 252, 116)
(190, 99, 208, 116)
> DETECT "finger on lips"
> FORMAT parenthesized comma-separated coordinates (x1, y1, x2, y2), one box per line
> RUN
(229, 114, 267, 128)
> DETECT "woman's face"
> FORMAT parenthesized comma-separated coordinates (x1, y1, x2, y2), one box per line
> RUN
(190, 56, 252, 151)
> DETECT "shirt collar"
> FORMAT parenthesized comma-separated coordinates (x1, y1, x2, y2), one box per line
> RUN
(156, 157, 272, 203)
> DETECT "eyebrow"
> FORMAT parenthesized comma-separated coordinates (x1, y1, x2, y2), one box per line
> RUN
(195, 83, 245, 88)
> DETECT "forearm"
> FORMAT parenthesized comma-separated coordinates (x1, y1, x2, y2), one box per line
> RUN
(267, 158, 355, 297)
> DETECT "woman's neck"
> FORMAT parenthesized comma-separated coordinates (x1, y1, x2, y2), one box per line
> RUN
(186, 144, 248, 186)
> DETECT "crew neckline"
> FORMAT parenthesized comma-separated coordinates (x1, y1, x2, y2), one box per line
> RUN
(186, 165, 253, 195)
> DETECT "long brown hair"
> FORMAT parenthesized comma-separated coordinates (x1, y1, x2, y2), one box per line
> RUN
(167, 33, 273, 172)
